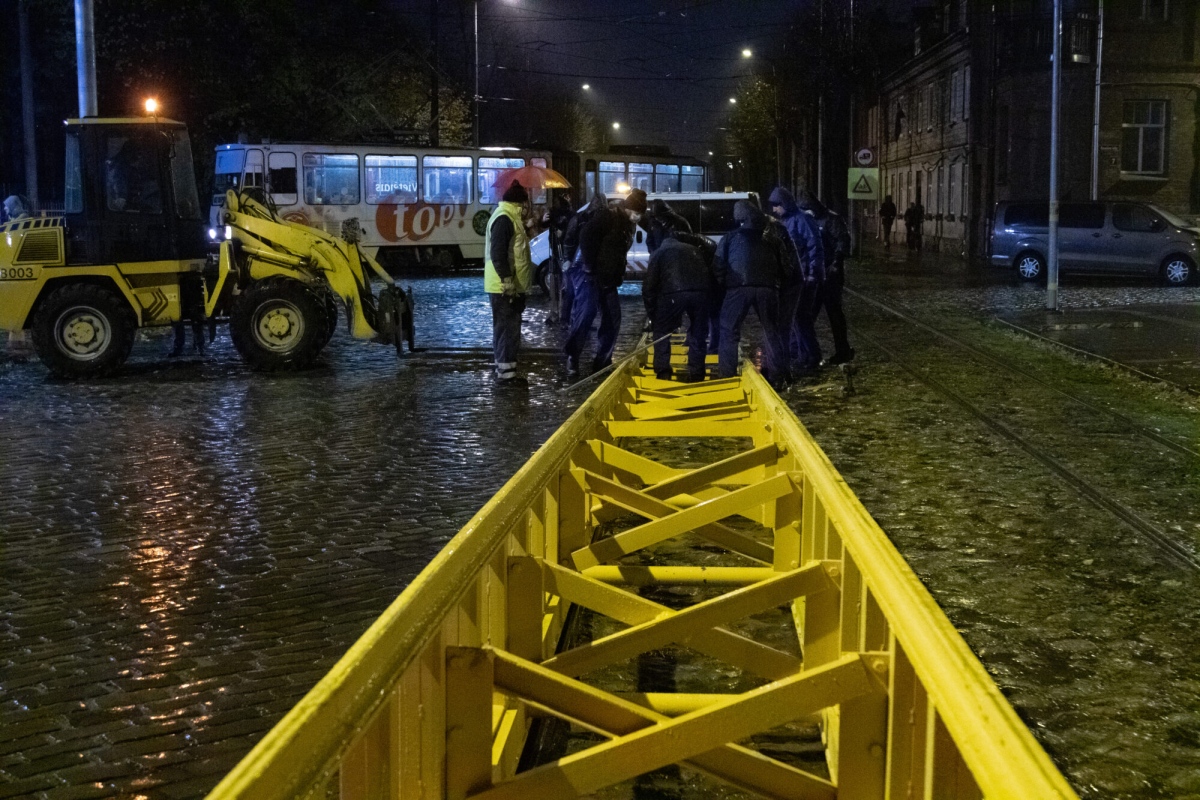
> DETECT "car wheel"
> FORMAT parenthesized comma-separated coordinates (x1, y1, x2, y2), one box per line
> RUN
(1162, 255, 1194, 287)
(31, 283, 136, 378)
(534, 259, 550, 294)
(1015, 251, 1045, 282)
(230, 277, 330, 371)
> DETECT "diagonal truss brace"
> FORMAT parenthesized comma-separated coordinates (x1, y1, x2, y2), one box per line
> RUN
(542, 562, 835, 678)
(473, 649, 879, 800)
(541, 561, 804, 681)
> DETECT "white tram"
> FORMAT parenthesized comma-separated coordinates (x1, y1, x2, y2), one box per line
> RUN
(208, 142, 706, 268)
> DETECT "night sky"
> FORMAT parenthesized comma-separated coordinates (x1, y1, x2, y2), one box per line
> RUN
(396, 0, 803, 157)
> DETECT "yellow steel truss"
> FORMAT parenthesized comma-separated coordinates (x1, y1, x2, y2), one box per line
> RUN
(206, 345, 1079, 800)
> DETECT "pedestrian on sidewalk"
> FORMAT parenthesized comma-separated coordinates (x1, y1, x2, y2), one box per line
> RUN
(644, 228, 711, 382)
(797, 190, 854, 365)
(879, 194, 897, 249)
(483, 180, 533, 384)
(564, 189, 641, 377)
(560, 191, 606, 327)
(714, 200, 792, 387)
(768, 187, 825, 375)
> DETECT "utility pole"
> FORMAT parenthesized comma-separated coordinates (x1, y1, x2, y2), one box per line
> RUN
(473, 0, 481, 147)
(74, 0, 97, 117)
(816, 0, 825, 198)
(18, 0, 38, 206)
(429, 0, 439, 147)
(1090, 0, 1104, 200)
(1047, 0, 1062, 310)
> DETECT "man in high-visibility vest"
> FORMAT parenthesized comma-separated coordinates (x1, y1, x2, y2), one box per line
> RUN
(484, 181, 533, 383)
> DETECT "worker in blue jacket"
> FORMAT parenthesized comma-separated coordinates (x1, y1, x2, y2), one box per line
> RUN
(768, 187, 825, 374)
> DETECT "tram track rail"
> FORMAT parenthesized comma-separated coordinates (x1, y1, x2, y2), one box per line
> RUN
(843, 290, 1200, 572)
(846, 287, 1199, 460)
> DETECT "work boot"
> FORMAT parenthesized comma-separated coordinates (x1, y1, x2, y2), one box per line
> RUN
(565, 357, 579, 378)
(821, 348, 855, 367)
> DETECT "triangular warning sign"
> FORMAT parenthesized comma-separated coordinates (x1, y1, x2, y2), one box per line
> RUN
(852, 173, 873, 194)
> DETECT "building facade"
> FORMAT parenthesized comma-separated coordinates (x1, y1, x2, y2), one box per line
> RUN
(857, 0, 1200, 258)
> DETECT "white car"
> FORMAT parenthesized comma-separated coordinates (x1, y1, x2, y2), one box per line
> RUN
(531, 191, 758, 284)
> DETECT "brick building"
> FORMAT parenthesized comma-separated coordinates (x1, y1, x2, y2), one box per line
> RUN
(856, 0, 1200, 257)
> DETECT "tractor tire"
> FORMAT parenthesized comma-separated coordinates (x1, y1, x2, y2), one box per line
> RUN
(230, 277, 330, 371)
(31, 283, 136, 378)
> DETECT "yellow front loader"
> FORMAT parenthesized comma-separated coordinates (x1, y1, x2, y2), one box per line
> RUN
(0, 117, 412, 378)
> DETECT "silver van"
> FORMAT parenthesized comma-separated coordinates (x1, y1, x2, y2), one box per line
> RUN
(990, 201, 1199, 285)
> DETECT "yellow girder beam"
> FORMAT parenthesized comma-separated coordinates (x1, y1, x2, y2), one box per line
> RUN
(541, 563, 833, 678)
(580, 565, 776, 586)
(587, 440, 683, 484)
(571, 472, 793, 570)
(628, 386, 746, 414)
(577, 470, 774, 564)
(604, 419, 769, 438)
(486, 648, 837, 800)
(644, 442, 782, 499)
(542, 562, 802, 681)
(477, 652, 876, 800)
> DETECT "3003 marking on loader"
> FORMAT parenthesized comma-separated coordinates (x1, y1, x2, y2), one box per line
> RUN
(0, 267, 36, 280)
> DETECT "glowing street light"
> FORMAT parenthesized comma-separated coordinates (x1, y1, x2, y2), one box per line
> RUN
(742, 48, 753, 58)
(612, 121, 620, 129)
(729, 97, 737, 104)
(582, 83, 590, 90)
(143, 97, 159, 115)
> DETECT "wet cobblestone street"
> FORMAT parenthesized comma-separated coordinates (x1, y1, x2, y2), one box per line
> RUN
(0, 275, 645, 799)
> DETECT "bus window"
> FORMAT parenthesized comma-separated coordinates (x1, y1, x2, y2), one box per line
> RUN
(268, 152, 298, 205)
(682, 165, 704, 193)
(478, 156, 525, 204)
(654, 164, 680, 193)
(669, 200, 701, 231)
(629, 162, 653, 192)
(304, 154, 360, 205)
(213, 148, 244, 204)
(599, 161, 626, 196)
(423, 155, 472, 204)
(366, 155, 417, 204)
(531, 157, 548, 205)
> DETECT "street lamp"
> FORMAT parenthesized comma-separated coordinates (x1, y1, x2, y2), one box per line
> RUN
(582, 83, 590, 90)
(742, 48, 753, 58)
(612, 122, 620, 129)
(729, 97, 737, 104)
(740, 48, 783, 187)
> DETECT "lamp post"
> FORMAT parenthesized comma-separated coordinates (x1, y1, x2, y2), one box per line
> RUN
(473, 0, 480, 147)
(1047, 0, 1062, 311)
(742, 48, 783, 187)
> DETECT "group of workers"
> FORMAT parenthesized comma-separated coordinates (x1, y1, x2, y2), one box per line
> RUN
(482, 180, 854, 388)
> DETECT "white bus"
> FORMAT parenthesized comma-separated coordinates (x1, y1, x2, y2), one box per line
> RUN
(209, 142, 551, 269)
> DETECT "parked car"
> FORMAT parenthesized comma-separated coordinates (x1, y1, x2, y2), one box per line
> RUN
(530, 191, 758, 285)
(991, 201, 1199, 285)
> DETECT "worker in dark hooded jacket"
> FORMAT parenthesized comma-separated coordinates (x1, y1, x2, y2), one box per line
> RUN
(564, 190, 641, 376)
(644, 229, 711, 381)
(712, 200, 791, 386)
(559, 191, 606, 326)
(644, 198, 692, 253)
(767, 187, 825, 373)
(797, 189, 854, 365)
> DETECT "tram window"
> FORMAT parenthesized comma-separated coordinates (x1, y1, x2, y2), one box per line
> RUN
(366, 155, 417, 204)
(243, 149, 265, 190)
(304, 153, 360, 205)
(629, 162, 653, 192)
(531, 157, 548, 205)
(423, 155, 472, 204)
(268, 152, 298, 205)
(599, 161, 626, 196)
(654, 164, 681, 193)
(213, 149, 245, 201)
(681, 165, 705, 193)
(478, 157, 525, 205)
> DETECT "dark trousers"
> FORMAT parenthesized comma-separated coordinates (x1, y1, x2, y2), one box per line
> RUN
(490, 292, 526, 379)
(882, 218, 895, 246)
(171, 274, 206, 354)
(559, 266, 575, 324)
(814, 270, 850, 358)
(718, 286, 789, 382)
(707, 287, 725, 355)
(787, 282, 822, 369)
(906, 224, 922, 250)
(565, 269, 621, 370)
(651, 291, 709, 380)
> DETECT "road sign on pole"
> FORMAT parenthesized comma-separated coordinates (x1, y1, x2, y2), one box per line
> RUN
(855, 147, 875, 167)
(847, 167, 879, 201)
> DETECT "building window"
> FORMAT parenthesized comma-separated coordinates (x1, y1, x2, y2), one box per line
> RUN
(1121, 100, 1167, 175)
(963, 65, 970, 120)
(1141, 0, 1168, 20)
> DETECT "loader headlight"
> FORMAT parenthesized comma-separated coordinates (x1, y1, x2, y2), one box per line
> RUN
(208, 228, 218, 240)
(224, 225, 233, 241)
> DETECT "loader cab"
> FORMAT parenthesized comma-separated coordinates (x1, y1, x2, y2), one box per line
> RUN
(62, 118, 207, 265)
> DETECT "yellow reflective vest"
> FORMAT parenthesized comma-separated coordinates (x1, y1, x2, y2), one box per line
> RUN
(483, 201, 532, 294)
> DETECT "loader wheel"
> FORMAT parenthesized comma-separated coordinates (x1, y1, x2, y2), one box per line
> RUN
(31, 283, 136, 378)
(230, 278, 330, 371)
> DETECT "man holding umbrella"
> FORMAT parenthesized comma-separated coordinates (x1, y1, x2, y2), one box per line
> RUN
(484, 180, 533, 384)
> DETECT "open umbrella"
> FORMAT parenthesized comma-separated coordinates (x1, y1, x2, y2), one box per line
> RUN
(492, 164, 571, 190)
